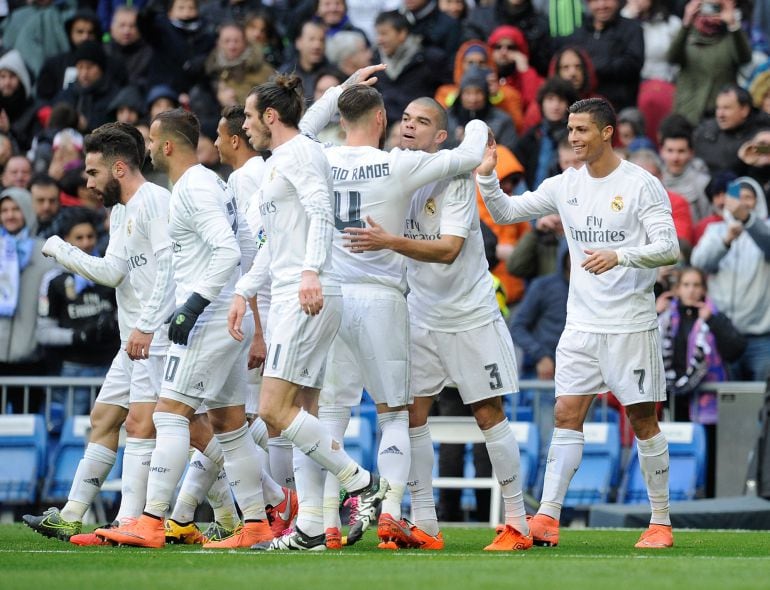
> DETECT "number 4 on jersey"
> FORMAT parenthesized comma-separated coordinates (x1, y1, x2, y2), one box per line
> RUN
(334, 190, 364, 230)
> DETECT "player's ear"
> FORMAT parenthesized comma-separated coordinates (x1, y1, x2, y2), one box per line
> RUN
(435, 129, 448, 145)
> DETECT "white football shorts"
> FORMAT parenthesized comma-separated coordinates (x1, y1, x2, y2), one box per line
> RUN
(96, 349, 164, 408)
(262, 294, 342, 389)
(410, 316, 519, 404)
(321, 286, 410, 408)
(555, 328, 666, 405)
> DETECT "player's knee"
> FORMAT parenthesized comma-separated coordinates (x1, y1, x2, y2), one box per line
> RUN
(471, 399, 505, 430)
(124, 410, 155, 438)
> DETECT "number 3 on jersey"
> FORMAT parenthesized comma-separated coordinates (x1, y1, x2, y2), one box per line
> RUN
(334, 190, 364, 230)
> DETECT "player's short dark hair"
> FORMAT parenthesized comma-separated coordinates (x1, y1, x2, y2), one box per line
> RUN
(569, 97, 617, 135)
(375, 10, 409, 32)
(221, 104, 252, 146)
(338, 85, 384, 124)
(84, 122, 145, 169)
(153, 108, 200, 150)
(406, 97, 448, 132)
(248, 74, 305, 128)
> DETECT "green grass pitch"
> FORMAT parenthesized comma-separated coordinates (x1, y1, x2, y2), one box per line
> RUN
(1, 525, 768, 590)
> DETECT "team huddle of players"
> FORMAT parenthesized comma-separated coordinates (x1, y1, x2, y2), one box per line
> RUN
(23, 64, 678, 552)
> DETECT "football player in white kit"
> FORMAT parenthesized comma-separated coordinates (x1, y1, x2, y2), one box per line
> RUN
(164, 106, 297, 545)
(296, 76, 490, 548)
(476, 98, 679, 549)
(98, 108, 275, 549)
(24, 123, 175, 545)
(344, 97, 532, 551)
(229, 74, 388, 551)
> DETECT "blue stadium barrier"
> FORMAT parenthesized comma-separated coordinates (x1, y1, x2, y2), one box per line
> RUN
(0, 414, 47, 504)
(41, 415, 124, 505)
(344, 415, 375, 473)
(563, 422, 621, 507)
(621, 422, 707, 504)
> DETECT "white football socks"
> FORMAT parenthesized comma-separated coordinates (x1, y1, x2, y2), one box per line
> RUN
(637, 431, 671, 526)
(293, 446, 325, 536)
(116, 437, 154, 521)
(483, 420, 528, 534)
(319, 405, 351, 531)
(61, 443, 117, 522)
(408, 424, 439, 536)
(215, 423, 267, 522)
(144, 412, 190, 518)
(249, 417, 269, 451)
(170, 448, 218, 524)
(377, 410, 410, 518)
(267, 436, 295, 490)
(538, 428, 584, 521)
(282, 409, 369, 493)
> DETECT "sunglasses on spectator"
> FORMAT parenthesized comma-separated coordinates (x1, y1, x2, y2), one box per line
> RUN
(492, 43, 517, 51)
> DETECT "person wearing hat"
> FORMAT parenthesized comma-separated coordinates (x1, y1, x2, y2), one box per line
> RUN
(446, 65, 518, 153)
(37, 9, 128, 103)
(0, 49, 39, 152)
(54, 40, 121, 133)
(0, 187, 55, 384)
(487, 25, 544, 120)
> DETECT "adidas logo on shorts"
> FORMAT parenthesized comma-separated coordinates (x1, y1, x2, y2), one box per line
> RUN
(300, 368, 310, 378)
(192, 381, 204, 392)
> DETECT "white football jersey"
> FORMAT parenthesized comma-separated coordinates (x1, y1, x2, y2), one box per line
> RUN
(54, 182, 175, 352)
(255, 133, 339, 302)
(320, 122, 488, 293)
(299, 86, 489, 293)
(168, 164, 243, 313)
(405, 175, 499, 332)
(478, 159, 679, 334)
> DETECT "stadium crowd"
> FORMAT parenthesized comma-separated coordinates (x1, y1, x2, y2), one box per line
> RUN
(1, 0, 770, 549)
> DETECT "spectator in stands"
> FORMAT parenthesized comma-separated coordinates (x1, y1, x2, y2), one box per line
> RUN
(668, 0, 752, 126)
(693, 172, 736, 245)
(202, 22, 275, 105)
(560, 0, 645, 112)
(138, 0, 217, 95)
(244, 9, 286, 68)
(200, 0, 267, 35)
(463, 0, 552, 77)
(514, 77, 577, 191)
(659, 119, 712, 222)
(145, 85, 180, 121)
(656, 266, 745, 495)
(629, 148, 695, 247)
(737, 127, 770, 198)
(325, 31, 373, 76)
(372, 11, 445, 126)
(1, 0, 70, 77)
(105, 6, 154, 92)
(27, 103, 80, 177)
(446, 66, 518, 153)
(2, 155, 32, 190)
(401, 0, 462, 72)
(691, 176, 770, 381)
(345, 0, 401, 44)
(312, 69, 346, 145)
(30, 174, 61, 238)
(0, 187, 55, 388)
(510, 242, 569, 383)
(616, 108, 657, 152)
(435, 40, 523, 133)
(314, 0, 370, 41)
(693, 84, 770, 176)
(37, 209, 120, 419)
(37, 9, 128, 105)
(279, 20, 329, 105)
(621, 0, 681, 143)
(0, 50, 39, 152)
(750, 69, 770, 116)
(438, 0, 468, 22)
(487, 25, 544, 127)
(107, 86, 146, 126)
(47, 129, 85, 185)
(475, 145, 529, 308)
(54, 41, 120, 133)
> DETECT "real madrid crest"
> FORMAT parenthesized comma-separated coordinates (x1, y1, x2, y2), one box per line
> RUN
(610, 195, 624, 212)
(126, 218, 133, 235)
(424, 197, 437, 216)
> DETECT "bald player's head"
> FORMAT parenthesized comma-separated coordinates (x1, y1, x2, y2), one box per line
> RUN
(399, 97, 448, 152)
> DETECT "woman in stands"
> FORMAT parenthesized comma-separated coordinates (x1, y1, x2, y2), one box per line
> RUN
(656, 266, 745, 495)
